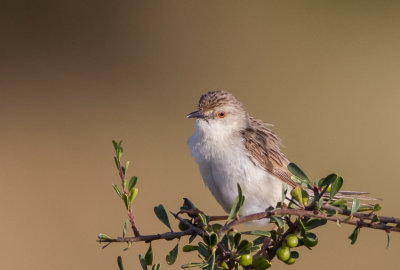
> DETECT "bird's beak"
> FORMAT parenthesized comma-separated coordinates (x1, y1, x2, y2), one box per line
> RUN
(186, 110, 204, 119)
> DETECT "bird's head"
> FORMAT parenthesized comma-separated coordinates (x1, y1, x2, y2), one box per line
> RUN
(187, 91, 249, 139)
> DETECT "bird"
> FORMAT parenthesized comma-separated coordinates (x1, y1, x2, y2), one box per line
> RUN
(186, 91, 374, 225)
(186, 90, 296, 222)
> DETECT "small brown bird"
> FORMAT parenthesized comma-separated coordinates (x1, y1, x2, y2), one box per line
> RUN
(186, 91, 370, 223)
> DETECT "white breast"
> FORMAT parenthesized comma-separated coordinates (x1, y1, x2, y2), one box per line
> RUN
(187, 122, 283, 219)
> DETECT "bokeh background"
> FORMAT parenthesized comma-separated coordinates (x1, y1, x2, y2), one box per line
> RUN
(1, 1, 400, 269)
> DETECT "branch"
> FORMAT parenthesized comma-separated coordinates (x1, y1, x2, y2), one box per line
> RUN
(99, 207, 400, 245)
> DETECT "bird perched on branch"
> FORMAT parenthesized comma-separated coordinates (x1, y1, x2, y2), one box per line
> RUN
(187, 91, 295, 220)
(186, 90, 370, 223)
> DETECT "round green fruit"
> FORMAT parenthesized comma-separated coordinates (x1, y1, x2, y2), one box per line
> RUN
(285, 257, 296, 265)
(286, 234, 299, 248)
(238, 254, 253, 267)
(303, 232, 318, 247)
(276, 246, 290, 261)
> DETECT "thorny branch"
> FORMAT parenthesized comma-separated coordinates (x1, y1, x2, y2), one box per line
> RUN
(98, 205, 400, 245)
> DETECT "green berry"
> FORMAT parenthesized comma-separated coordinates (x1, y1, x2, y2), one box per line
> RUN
(238, 254, 253, 267)
(285, 257, 296, 265)
(277, 246, 290, 261)
(286, 234, 299, 248)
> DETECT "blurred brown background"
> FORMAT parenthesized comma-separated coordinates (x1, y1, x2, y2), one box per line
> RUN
(1, 1, 400, 269)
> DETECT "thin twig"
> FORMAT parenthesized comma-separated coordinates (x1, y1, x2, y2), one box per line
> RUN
(117, 158, 140, 237)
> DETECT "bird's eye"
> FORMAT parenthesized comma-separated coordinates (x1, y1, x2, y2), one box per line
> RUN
(217, 111, 226, 118)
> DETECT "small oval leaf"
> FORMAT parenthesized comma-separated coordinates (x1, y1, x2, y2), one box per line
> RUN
(351, 198, 360, 215)
(330, 176, 343, 199)
(128, 176, 138, 191)
(154, 204, 172, 230)
(145, 243, 153, 265)
(287, 163, 309, 182)
(139, 254, 147, 270)
(166, 243, 179, 265)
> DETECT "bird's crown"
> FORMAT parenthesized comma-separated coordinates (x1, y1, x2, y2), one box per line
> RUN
(198, 90, 244, 113)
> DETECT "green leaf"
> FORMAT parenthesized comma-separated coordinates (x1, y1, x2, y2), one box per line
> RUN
(227, 184, 245, 222)
(281, 183, 288, 203)
(122, 219, 129, 238)
(242, 230, 271, 237)
(330, 176, 343, 199)
(123, 241, 132, 251)
(373, 204, 382, 212)
(152, 264, 161, 270)
(154, 204, 172, 230)
(271, 216, 284, 228)
(236, 240, 253, 254)
(351, 198, 360, 215)
(123, 194, 129, 210)
(287, 163, 310, 182)
(98, 233, 112, 240)
(203, 235, 211, 247)
(348, 227, 360, 245)
(139, 254, 148, 270)
(305, 219, 327, 230)
(129, 188, 139, 204)
(181, 198, 196, 211)
(166, 242, 179, 265)
(198, 213, 209, 228)
(387, 233, 391, 249)
(211, 223, 222, 233)
(113, 184, 123, 198)
(197, 242, 210, 258)
(182, 245, 198, 252)
(320, 174, 337, 188)
(125, 161, 130, 174)
(253, 236, 266, 246)
(291, 175, 304, 186)
(297, 219, 306, 235)
(181, 263, 203, 268)
(210, 233, 218, 247)
(371, 214, 380, 223)
(112, 140, 118, 150)
(358, 205, 374, 212)
(114, 156, 120, 169)
(252, 255, 271, 269)
(145, 244, 153, 265)
(128, 176, 138, 191)
(188, 233, 197, 243)
(233, 232, 242, 249)
(317, 196, 324, 210)
(117, 256, 124, 270)
(207, 251, 215, 270)
(332, 199, 347, 206)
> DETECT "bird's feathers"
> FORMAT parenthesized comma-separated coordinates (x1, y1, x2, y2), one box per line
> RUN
(241, 117, 296, 188)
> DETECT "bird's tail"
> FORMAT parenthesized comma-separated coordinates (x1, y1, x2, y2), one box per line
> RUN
(325, 190, 380, 204)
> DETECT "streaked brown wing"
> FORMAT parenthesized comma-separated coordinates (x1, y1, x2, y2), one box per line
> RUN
(241, 117, 296, 188)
